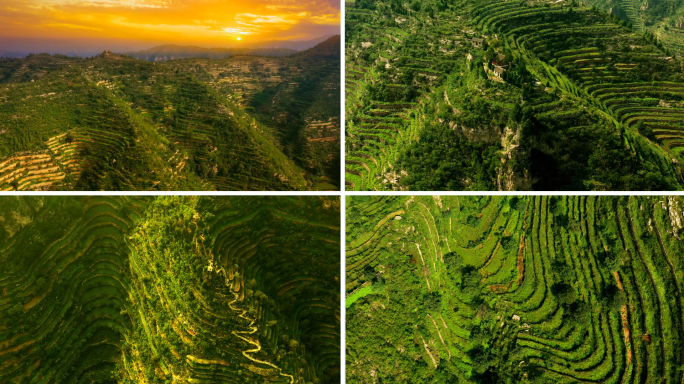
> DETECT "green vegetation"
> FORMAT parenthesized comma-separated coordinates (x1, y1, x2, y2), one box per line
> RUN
(584, 0, 684, 56)
(0, 35, 340, 191)
(0, 196, 340, 383)
(345, 0, 684, 191)
(346, 195, 684, 383)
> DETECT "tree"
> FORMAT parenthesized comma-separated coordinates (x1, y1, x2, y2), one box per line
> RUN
(289, 339, 299, 351)
(484, 47, 496, 63)
(636, 121, 655, 140)
(8, 304, 23, 316)
(424, 291, 442, 312)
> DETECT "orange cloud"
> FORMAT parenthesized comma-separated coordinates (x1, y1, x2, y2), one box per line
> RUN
(41, 22, 103, 30)
(0, 0, 340, 47)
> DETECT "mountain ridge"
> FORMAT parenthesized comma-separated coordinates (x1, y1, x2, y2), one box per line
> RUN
(123, 35, 337, 62)
(291, 35, 341, 57)
(0, 34, 337, 59)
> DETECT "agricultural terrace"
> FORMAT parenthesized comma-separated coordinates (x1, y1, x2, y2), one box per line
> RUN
(346, 0, 684, 191)
(159, 37, 341, 191)
(0, 37, 340, 191)
(0, 196, 340, 384)
(580, 0, 684, 57)
(346, 195, 684, 383)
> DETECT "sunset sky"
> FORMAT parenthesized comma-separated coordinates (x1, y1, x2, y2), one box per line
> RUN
(0, 0, 340, 54)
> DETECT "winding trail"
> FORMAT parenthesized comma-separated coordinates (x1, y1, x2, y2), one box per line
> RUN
(224, 273, 294, 384)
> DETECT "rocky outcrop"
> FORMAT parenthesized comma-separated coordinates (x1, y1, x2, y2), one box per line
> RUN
(450, 122, 502, 144)
(497, 126, 532, 191)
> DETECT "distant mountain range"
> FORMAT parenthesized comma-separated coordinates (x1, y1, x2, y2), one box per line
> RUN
(123, 35, 337, 62)
(0, 34, 336, 60)
(125, 46, 297, 61)
(0, 51, 29, 59)
(244, 34, 337, 50)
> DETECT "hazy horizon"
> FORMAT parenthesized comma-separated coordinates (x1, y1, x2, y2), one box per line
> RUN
(0, 34, 337, 58)
(0, 0, 339, 57)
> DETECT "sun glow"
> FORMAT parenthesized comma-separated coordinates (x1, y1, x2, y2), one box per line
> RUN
(0, 0, 340, 50)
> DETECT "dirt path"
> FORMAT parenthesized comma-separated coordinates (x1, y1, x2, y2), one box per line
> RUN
(428, 314, 451, 359)
(516, 233, 526, 285)
(415, 243, 431, 291)
(226, 281, 294, 384)
(420, 335, 438, 368)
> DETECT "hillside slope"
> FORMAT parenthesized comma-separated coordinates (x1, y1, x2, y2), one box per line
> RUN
(161, 36, 341, 191)
(0, 196, 341, 384)
(584, 0, 684, 55)
(347, 195, 684, 383)
(0, 40, 340, 191)
(345, 0, 684, 191)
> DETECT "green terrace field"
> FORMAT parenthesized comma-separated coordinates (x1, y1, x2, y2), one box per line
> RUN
(582, 0, 684, 56)
(0, 196, 341, 384)
(345, 0, 684, 191)
(0, 37, 340, 191)
(162, 36, 342, 191)
(346, 195, 684, 383)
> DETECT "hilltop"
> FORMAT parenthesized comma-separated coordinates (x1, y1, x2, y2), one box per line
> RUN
(291, 36, 342, 57)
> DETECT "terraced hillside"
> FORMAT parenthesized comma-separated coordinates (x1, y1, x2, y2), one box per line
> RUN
(584, 0, 684, 56)
(0, 196, 341, 384)
(175, 36, 342, 191)
(347, 195, 684, 383)
(0, 37, 340, 191)
(346, 0, 684, 191)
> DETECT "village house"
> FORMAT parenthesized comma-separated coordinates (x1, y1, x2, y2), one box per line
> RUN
(495, 53, 506, 65)
(472, 38, 484, 48)
(493, 65, 505, 78)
